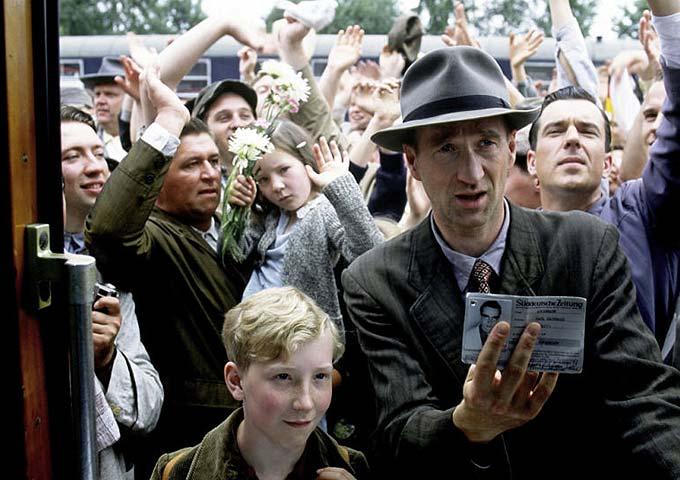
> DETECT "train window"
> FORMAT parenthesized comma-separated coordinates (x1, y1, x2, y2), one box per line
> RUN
(311, 58, 327, 78)
(60, 59, 84, 79)
(177, 58, 211, 99)
(525, 61, 555, 82)
(187, 60, 209, 77)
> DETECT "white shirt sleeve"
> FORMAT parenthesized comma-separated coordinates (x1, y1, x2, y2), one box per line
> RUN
(140, 122, 181, 157)
(552, 17, 600, 103)
(653, 11, 680, 69)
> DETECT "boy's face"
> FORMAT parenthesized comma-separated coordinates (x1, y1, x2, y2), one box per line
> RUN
(226, 329, 335, 450)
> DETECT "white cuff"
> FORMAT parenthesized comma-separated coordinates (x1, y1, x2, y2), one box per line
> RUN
(141, 122, 180, 157)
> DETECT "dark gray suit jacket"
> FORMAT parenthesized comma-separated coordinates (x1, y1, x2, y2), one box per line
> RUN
(342, 204, 680, 479)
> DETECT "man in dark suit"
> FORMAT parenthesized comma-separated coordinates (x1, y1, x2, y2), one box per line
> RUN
(342, 17, 680, 479)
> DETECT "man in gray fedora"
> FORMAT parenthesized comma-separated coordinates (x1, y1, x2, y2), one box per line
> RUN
(342, 44, 680, 478)
(81, 56, 127, 162)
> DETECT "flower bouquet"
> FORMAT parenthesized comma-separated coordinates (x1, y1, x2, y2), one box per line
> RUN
(220, 60, 310, 259)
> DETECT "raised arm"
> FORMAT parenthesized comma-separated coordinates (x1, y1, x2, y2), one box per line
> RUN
(640, 0, 680, 235)
(648, 0, 680, 15)
(509, 29, 544, 95)
(619, 106, 648, 182)
(158, 15, 263, 90)
(548, 0, 599, 100)
(348, 80, 401, 168)
(306, 137, 383, 258)
(85, 61, 189, 277)
(440, 2, 480, 49)
(115, 55, 144, 143)
(318, 26, 364, 109)
(278, 17, 350, 150)
(441, 2, 525, 106)
(618, 11, 666, 183)
(238, 46, 258, 85)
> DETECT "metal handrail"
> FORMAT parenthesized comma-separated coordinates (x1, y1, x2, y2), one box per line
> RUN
(65, 256, 98, 480)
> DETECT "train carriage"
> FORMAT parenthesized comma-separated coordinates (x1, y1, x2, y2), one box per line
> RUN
(60, 33, 643, 98)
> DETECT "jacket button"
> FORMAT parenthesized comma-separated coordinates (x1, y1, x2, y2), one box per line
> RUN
(144, 174, 154, 184)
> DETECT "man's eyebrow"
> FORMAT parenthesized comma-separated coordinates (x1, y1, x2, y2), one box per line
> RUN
(575, 119, 601, 131)
(541, 119, 602, 133)
(540, 119, 569, 131)
(425, 126, 460, 144)
(478, 129, 502, 140)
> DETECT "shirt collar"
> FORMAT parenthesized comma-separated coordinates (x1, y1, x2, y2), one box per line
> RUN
(431, 199, 510, 294)
(192, 218, 219, 253)
(64, 231, 87, 254)
(586, 192, 607, 217)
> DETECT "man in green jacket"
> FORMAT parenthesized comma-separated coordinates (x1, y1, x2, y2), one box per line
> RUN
(85, 60, 248, 476)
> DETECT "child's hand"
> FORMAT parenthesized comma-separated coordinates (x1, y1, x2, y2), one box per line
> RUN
(307, 137, 350, 190)
(228, 175, 257, 207)
(316, 467, 357, 479)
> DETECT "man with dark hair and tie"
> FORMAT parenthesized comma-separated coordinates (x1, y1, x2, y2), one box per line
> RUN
(341, 3, 680, 478)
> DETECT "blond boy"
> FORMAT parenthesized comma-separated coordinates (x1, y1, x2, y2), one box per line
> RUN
(151, 287, 368, 479)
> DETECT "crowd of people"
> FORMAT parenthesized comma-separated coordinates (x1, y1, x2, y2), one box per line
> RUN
(58, 0, 680, 478)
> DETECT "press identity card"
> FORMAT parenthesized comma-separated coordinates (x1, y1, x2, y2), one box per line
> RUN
(462, 293, 587, 373)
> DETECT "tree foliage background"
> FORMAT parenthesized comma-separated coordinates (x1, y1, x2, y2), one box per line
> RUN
(418, 0, 598, 37)
(321, 0, 400, 34)
(613, 0, 647, 39)
(60, 0, 205, 35)
(60, 0, 606, 38)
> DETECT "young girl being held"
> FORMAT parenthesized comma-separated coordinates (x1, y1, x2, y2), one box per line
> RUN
(230, 120, 383, 329)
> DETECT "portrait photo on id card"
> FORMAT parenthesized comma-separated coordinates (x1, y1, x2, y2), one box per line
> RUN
(463, 296, 514, 351)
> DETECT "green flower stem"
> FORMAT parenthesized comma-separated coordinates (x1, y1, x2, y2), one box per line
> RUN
(220, 156, 256, 260)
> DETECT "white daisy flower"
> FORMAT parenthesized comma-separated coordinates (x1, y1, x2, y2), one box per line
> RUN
(228, 127, 274, 159)
(259, 60, 297, 80)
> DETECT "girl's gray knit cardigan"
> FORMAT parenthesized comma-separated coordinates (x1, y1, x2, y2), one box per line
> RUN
(236, 172, 384, 329)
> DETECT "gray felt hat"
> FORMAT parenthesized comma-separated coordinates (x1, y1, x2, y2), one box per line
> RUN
(371, 46, 541, 152)
(80, 56, 125, 90)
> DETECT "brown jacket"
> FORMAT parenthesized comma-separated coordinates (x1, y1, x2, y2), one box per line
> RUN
(151, 408, 370, 480)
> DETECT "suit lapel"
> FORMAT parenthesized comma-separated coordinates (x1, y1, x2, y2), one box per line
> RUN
(407, 219, 470, 384)
(499, 205, 545, 296)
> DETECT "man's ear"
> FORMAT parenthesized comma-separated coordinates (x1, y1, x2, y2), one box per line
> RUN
(507, 130, 517, 169)
(601, 151, 613, 178)
(403, 144, 422, 181)
(527, 149, 538, 176)
(225, 362, 244, 401)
